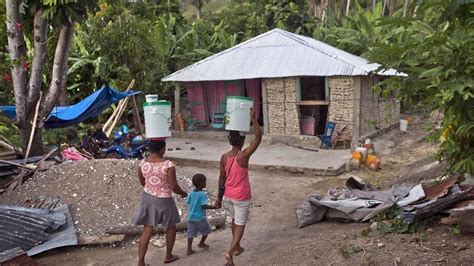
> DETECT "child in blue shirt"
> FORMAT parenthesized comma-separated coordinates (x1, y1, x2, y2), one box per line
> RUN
(186, 174, 219, 255)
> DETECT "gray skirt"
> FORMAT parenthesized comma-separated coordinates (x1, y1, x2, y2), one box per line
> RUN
(132, 192, 181, 228)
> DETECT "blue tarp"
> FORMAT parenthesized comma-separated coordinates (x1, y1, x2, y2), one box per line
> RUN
(0, 86, 141, 128)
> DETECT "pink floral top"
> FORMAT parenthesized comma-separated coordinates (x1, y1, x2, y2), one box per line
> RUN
(139, 160, 175, 198)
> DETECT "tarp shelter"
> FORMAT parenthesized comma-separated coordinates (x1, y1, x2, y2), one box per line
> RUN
(163, 28, 406, 144)
(0, 86, 140, 128)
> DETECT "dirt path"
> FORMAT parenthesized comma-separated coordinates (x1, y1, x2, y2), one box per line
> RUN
(35, 166, 473, 265)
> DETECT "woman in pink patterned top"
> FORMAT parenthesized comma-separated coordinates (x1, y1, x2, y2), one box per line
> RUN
(132, 140, 187, 265)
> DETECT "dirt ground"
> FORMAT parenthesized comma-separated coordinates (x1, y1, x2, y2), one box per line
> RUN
(32, 166, 473, 265)
(2, 121, 474, 265)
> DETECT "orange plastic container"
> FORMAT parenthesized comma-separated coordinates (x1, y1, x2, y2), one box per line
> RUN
(406, 115, 414, 126)
(352, 151, 362, 161)
(366, 154, 381, 171)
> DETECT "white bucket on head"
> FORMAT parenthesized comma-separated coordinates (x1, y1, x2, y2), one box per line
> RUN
(143, 100, 172, 138)
(225, 96, 253, 132)
(145, 94, 158, 103)
(400, 119, 408, 132)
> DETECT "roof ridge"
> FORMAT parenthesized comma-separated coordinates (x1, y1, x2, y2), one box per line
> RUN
(275, 30, 372, 73)
(163, 29, 283, 81)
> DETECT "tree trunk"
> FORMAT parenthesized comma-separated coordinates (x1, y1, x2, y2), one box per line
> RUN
(19, 128, 44, 157)
(403, 0, 409, 17)
(39, 22, 75, 126)
(27, 9, 48, 116)
(346, 0, 351, 15)
(6, 0, 28, 128)
(388, 0, 396, 16)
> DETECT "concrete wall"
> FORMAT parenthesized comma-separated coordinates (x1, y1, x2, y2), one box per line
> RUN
(263, 78, 300, 135)
(327, 77, 355, 135)
(358, 76, 400, 138)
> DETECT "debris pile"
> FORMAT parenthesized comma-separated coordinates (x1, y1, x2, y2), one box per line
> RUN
(297, 175, 473, 233)
(0, 159, 227, 238)
(0, 149, 61, 192)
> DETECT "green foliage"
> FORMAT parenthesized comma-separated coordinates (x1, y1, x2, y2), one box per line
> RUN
(365, 0, 474, 174)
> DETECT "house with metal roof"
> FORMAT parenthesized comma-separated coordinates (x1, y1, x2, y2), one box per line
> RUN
(163, 28, 405, 145)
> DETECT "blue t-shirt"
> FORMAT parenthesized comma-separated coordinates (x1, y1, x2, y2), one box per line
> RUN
(186, 190, 208, 221)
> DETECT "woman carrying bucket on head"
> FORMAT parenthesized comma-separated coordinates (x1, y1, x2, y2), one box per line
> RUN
(216, 107, 262, 266)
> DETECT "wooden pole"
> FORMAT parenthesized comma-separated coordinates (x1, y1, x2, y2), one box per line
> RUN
(8, 91, 42, 191)
(174, 83, 181, 130)
(131, 94, 143, 135)
(106, 96, 130, 137)
(103, 80, 135, 132)
(105, 217, 225, 236)
(261, 80, 269, 135)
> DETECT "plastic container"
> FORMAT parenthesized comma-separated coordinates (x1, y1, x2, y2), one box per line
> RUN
(300, 117, 316, 135)
(355, 147, 369, 163)
(366, 154, 381, 171)
(145, 94, 158, 103)
(225, 96, 253, 132)
(400, 119, 408, 132)
(406, 115, 414, 126)
(143, 100, 172, 138)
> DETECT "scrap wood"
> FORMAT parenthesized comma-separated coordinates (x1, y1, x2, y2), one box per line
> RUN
(400, 186, 472, 224)
(78, 234, 125, 245)
(17, 195, 60, 210)
(440, 205, 474, 234)
(423, 174, 460, 200)
(0, 159, 37, 170)
(105, 217, 226, 236)
(0, 247, 38, 266)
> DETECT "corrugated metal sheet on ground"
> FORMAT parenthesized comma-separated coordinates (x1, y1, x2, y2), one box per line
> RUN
(163, 28, 406, 82)
(0, 204, 78, 256)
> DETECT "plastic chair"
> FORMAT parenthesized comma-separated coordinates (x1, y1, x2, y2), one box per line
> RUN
(317, 121, 336, 149)
(212, 113, 226, 129)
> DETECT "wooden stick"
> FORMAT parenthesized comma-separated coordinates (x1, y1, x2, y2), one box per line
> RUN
(8, 91, 42, 192)
(0, 159, 37, 170)
(106, 96, 130, 137)
(0, 140, 15, 151)
(131, 94, 143, 135)
(105, 217, 225, 236)
(103, 80, 135, 133)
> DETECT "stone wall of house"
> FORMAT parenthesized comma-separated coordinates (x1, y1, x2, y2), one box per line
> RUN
(327, 77, 354, 134)
(264, 78, 300, 135)
(359, 76, 400, 137)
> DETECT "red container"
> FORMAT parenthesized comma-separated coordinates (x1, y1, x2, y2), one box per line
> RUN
(300, 117, 316, 135)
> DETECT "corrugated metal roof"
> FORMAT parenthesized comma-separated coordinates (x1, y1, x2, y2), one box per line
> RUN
(162, 28, 406, 82)
(0, 204, 77, 255)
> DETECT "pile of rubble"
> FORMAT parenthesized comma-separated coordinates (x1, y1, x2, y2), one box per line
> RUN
(0, 159, 228, 238)
(297, 175, 474, 233)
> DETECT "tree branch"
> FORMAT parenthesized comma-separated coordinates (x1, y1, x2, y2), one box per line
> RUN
(6, 0, 28, 127)
(39, 22, 75, 127)
(27, 9, 48, 118)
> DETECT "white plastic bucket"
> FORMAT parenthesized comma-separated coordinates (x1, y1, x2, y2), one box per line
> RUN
(355, 147, 369, 163)
(145, 94, 158, 103)
(400, 119, 408, 132)
(143, 100, 171, 138)
(225, 96, 253, 132)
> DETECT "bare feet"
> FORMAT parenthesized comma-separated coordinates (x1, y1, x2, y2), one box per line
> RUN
(234, 247, 244, 256)
(186, 249, 195, 255)
(198, 243, 210, 250)
(225, 253, 234, 266)
(164, 255, 180, 264)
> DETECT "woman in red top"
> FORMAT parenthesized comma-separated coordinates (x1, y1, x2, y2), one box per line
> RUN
(216, 109, 262, 265)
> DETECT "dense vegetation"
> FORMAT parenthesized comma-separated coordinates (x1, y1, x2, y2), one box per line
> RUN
(1, 0, 473, 173)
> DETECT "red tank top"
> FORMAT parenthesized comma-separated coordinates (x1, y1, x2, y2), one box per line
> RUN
(223, 152, 251, 201)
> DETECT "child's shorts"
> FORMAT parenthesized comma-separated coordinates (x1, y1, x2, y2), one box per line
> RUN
(186, 218, 212, 238)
